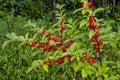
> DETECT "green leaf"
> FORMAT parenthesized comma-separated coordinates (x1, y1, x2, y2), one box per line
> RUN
(82, 9, 86, 15)
(82, 69, 87, 78)
(71, 56, 76, 61)
(94, 8, 104, 15)
(97, 77, 102, 80)
(27, 60, 42, 73)
(42, 65, 48, 72)
(64, 57, 69, 63)
(79, 19, 89, 28)
(69, 42, 80, 53)
(89, 30, 95, 39)
(73, 8, 83, 14)
(2, 40, 12, 49)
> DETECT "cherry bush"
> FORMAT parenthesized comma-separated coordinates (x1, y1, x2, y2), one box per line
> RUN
(2, 0, 120, 79)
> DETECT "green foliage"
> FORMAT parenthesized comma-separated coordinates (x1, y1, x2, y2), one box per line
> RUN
(0, 0, 120, 80)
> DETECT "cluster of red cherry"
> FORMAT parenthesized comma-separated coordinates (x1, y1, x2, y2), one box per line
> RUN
(89, 16, 103, 53)
(28, 17, 74, 66)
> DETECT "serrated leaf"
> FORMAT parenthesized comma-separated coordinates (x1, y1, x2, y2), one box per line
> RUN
(43, 65, 48, 72)
(82, 69, 87, 78)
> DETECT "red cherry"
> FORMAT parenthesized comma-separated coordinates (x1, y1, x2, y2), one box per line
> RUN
(62, 46, 66, 52)
(88, 2, 92, 8)
(46, 40, 50, 44)
(80, 2, 84, 6)
(57, 59, 62, 64)
(42, 29, 46, 34)
(60, 29, 64, 33)
(60, 38, 64, 43)
(40, 33, 43, 36)
(96, 49, 99, 53)
(69, 39, 74, 43)
(43, 60, 48, 64)
(46, 33, 51, 38)
(62, 17, 66, 22)
(38, 43, 42, 48)
(94, 25, 99, 29)
(46, 62, 50, 66)
(41, 51, 45, 55)
(50, 45, 56, 50)
(97, 40, 103, 46)
(94, 44, 99, 49)
(82, 52, 87, 57)
(90, 22, 94, 27)
(95, 31, 99, 39)
(68, 56, 71, 61)
(41, 43, 46, 48)
(53, 60, 57, 64)
(92, 59, 96, 63)
(31, 42, 36, 47)
(89, 16, 94, 23)
(68, 43, 72, 47)
(87, 58, 91, 62)
(61, 25, 65, 30)
(91, 36, 96, 42)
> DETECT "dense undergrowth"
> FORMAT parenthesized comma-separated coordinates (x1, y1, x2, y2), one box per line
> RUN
(0, 0, 120, 80)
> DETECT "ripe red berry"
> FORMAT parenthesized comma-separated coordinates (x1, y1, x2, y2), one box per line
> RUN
(62, 17, 66, 22)
(68, 43, 72, 47)
(61, 25, 65, 30)
(53, 60, 57, 64)
(95, 31, 99, 39)
(46, 40, 50, 44)
(89, 16, 94, 23)
(94, 25, 99, 29)
(31, 42, 36, 47)
(91, 36, 96, 42)
(88, 2, 92, 8)
(38, 43, 42, 48)
(50, 45, 56, 50)
(94, 44, 99, 49)
(92, 59, 96, 63)
(82, 52, 87, 57)
(62, 46, 66, 52)
(87, 58, 91, 62)
(40, 33, 43, 36)
(41, 51, 45, 55)
(41, 43, 46, 48)
(60, 38, 64, 43)
(46, 33, 51, 38)
(46, 62, 50, 66)
(69, 39, 74, 43)
(57, 59, 62, 64)
(80, 2, 84, 6)
(68, 56, 71, 61)
(43, 60, 48, 64)
(97, 40, 103, 46)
